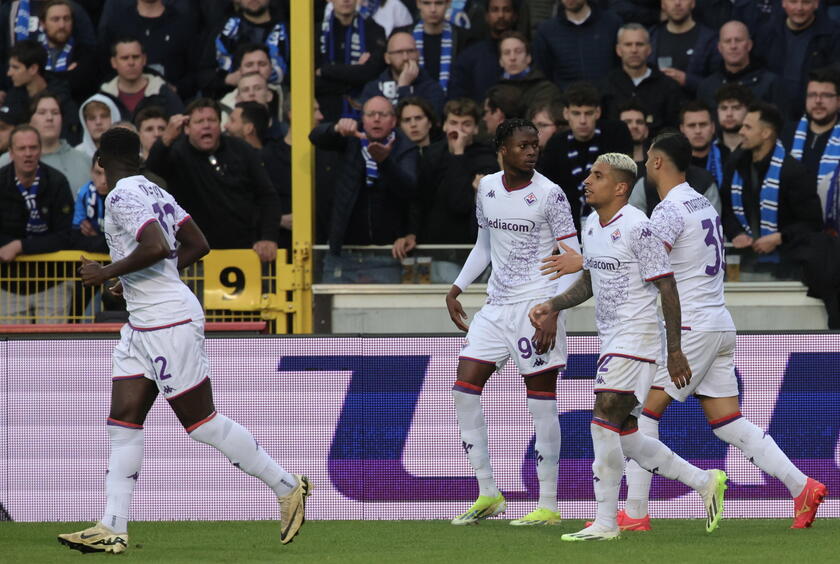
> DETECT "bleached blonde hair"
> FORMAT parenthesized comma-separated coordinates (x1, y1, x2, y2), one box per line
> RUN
(595, 152, 637, 179)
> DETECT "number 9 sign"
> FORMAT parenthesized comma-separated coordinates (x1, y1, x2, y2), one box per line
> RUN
(201, 250, 262, 310)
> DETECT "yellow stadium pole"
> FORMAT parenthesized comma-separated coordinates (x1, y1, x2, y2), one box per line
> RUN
(290, 0, 315, 333)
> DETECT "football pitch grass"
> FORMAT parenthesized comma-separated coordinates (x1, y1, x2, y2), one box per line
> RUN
(2, 519, 838, 563)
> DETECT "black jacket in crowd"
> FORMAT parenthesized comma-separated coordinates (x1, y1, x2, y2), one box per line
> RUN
(410, 139, 498, 244)
(600, 65, 685, 134)
(696, 60, 787, 117)
(309, 122, 418, 255)
(447, 37, 503, 103)
(146, 135, 281, 250)
(648, 20, 719, 95)
(495, 68, 561, 118)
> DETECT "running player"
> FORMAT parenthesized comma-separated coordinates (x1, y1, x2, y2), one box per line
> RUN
(58, 128, 311, 554)
(530, 152, 728, 541)
(446, 119, 581, 526)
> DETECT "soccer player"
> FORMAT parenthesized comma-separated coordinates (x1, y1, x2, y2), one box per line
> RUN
(619, 132, 826, 530)
(446, 119, 581, 526)
(529, 152, 728, 541)
(58, 128, 311, 554)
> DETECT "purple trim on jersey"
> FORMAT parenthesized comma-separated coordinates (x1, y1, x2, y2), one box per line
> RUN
(129, 318, 192, 332)
(185, 410, 218, 433)
(526, 390, 556, 400)
(458, 355, 496, 367)
(452, 380, 483, 395)
(681, 326, 692, 331)
(597, 353, 656, 366)
(620, 427, 638, 436)
(107, 417, 143, 429)
(522, 363, 565, 378)
(650, 385, 665, 391)
(709, 411, 743, 429)
(663, 241, 673, 251)
(594, 387, 637, 395)
(642, 408, 663, 421)
(556, 232, 578, 241)
(167, 376, 209, 401)
(176, 214, 192, 226)
(112, 373, 145, 381)
(502, 174, 532, 192)
(135, 217, 159, 241)
(592, 417, 621, 433)
(645, 272, 674, 282)
(600, 213, 623, 228)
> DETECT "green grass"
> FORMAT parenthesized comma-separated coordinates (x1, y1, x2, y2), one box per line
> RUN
(2, 519, 838, 563)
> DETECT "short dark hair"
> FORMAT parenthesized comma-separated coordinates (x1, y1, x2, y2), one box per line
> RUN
(110, 35, 143, 57)
(678, 100, 713, 125)
(396, 96, 439, 127)
(485, 84, 523, 119)
(714, 83, 753, 107)
(185, 97, 222, 120)
(28, 90, 61, 120)
(807, 66, 840, 96)
(91, 149, 100, 167)
(443, 97, 481, 124)
(498, 30, 530, 56)
(10, 124, 41, 148)
(494, 118, 537, 151)
(235, 101, 269, 140)
(616, 99, 649, 119)
(649, 130, 692, 173)
(9, 39, 47, 75)
(233, 42, 269, 70)
(98, 127, 141, 168)
(134, 105, 167, 128)
(564, 81, 601, 109)
(527, 96, 565, 125)
(747, 101, 784, 136)
(41, 0, 73, 20)
(481, 0, 519, 14)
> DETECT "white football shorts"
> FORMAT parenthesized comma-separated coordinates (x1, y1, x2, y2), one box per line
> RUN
(459, 299, 567, 376)
(594, 354, 658, 417)
(652, 330, 739, 401)
(112, 319, 210, 400)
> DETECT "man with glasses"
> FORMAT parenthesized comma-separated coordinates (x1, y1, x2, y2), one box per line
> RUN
(359, 31, 445, 117)
(309, 95, 418, 283)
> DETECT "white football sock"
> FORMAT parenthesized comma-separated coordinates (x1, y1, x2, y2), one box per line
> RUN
(527, 393, 560, 511)
(712, 413, 807, 497)
(189, 412, 297, 497)
(102, 422, 143, 534)
(620, 427, 710, 492)
(452, 382, 499, 498)
(624, 411, 660, 519)
(590, 420, 624, 531)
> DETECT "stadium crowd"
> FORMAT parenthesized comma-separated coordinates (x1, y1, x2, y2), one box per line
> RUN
(0, 0, 838, 325)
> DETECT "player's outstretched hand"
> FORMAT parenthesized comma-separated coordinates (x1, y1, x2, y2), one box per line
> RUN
(108, 279, 123, 297)
(446, 286, 469, 332)
(667, 350, 692, 389)
(528, 301, 553, 330)
(78, 255, 107, 286)
(532, 310, 558, 355)
(540, 241, 583, 280)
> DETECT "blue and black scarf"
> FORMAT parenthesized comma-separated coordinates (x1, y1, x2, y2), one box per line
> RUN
(789, 114, 840, 181)
(16, 168, 47, 235)
(568, 129, 601, 217)
(216, 17, 289, 84)
(360, 130, 395, 186)
(706, 141, 723, 187)
(412, 21, 452, 93)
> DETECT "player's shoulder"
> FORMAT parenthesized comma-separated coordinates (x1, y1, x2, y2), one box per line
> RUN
(479, 170, 505, 190)
(650, 197, 684, 222)
(621, 203, 651, 226)
(530, 171, 566, 199)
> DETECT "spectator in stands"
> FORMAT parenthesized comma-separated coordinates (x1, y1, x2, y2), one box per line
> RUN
(494, 31, 560, 113)
(533, 0, 621, 91)
(38, 0, 99, 102)
(0, 91, 89, 193)
(403, 0, 467, 95)
(309, 95, 418, 283)
(98, 0, 198, 100)
(5, 39, 80, 144)
(618, 99, 651, 167)
(528, 96, 566, 152)
(482, 83, 520, 137)
(397, 95, 440, 154)
(680, 100, 729, 187)
(134, 104, 166, 158)
(696, 21, 786, 114)
(448, 0, 518, 103)
(694, 0, 761, 33)
(359, 31, 445, 116)
(600, 23, 684, 134)
(214, 42, 278, 121)
(721, 102, 822, 280)
(716, 82, 752, 152)
(100, 37, 184, 121)
(394, 97, 497, 279)
(755, 0, 840, 119)
(0, 105, 26, 156)
(146, 98, 281, 262)
(219, 63, 283, 134)
(359, 0, 413, 36)
(224, 100, 269, 150)
(541, 80, 633, 229)
(783, 68, 840, 191)
(70, 150, 108, 253)
(316, 0, 387, 121)
(75, 94, 121, 158)
(0, 125, 73, 324)
(649, 0, 718, 95)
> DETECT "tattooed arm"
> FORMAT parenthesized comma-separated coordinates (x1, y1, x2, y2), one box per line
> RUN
(549, 270, 593, 312)
(653, 275, 692, 388)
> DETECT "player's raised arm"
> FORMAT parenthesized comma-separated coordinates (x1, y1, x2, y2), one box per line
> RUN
(175, 218, 210, 271)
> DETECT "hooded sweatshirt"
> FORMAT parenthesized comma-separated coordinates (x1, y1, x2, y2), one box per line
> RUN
(75, 94, 124, 158)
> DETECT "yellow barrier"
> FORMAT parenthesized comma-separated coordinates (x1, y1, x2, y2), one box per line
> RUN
(0, 249, 301, 333)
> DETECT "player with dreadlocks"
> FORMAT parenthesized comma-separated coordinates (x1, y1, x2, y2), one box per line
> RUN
(446, 119, 582, 526)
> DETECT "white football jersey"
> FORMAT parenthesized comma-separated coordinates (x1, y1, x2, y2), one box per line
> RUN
(103, 175, 203, 328)
(476, 170, 577, 304)
(582, 204, 672, 362)
(649, 183, 735, 332)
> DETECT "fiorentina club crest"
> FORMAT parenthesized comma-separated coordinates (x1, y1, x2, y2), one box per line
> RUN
(524, 192, 537, 206)
(611, 229, 621, 242)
